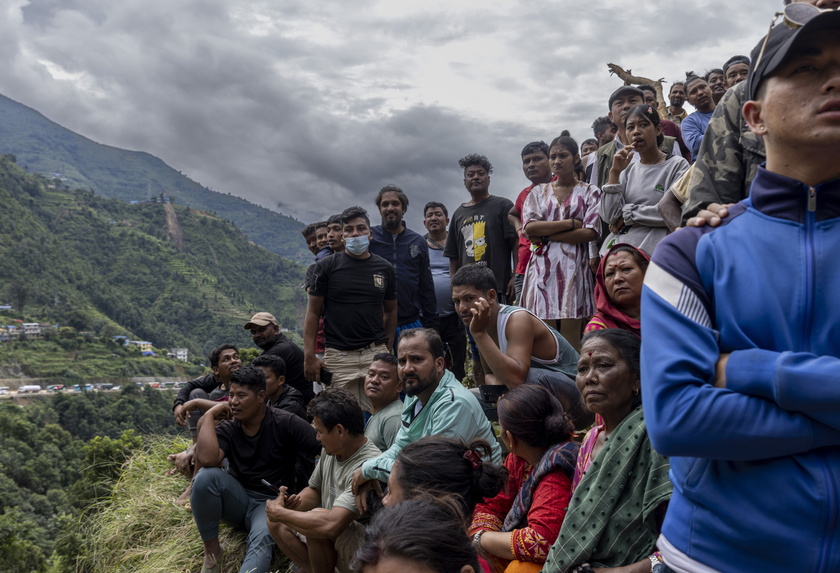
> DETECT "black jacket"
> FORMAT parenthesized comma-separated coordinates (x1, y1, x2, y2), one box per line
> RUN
(269, 385, 307, 420)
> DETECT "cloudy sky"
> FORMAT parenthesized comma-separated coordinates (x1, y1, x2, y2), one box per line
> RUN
(2, 0, 772, 231)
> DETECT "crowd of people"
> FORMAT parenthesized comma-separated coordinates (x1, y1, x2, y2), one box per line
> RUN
(166, 2, 840, 571)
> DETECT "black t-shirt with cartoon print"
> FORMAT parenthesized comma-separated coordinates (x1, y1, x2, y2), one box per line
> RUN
(444, 195, 516, 294)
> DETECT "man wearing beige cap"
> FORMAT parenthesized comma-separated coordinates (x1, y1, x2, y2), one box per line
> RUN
(245, 312, 312, 404)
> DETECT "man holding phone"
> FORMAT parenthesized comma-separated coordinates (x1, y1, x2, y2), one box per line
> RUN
(190, 366, 320, 573)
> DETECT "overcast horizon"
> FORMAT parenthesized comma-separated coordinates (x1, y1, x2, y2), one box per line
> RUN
(1, 0, 773, 232)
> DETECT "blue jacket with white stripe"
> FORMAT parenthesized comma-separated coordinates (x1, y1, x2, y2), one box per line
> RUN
(641, 166, 840, 573)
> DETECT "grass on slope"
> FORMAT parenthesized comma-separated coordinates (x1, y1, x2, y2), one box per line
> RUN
(77, 436, 291, 573)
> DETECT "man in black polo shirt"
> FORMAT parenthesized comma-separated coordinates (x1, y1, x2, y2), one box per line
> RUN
(303, 206, 397, 413)
(190, 366, 320, 573)
(244, 312, 312, 404)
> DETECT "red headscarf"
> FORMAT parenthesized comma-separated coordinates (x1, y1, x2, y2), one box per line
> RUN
(590, 244, 650, 338)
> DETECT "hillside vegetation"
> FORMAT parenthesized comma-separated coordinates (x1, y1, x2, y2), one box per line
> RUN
(0, 94, 310, 262)
(0, 387, 179, 572)
(0, 334, 204, 381)
(0, 389, 291, 572)
(0, 155, 306, 359)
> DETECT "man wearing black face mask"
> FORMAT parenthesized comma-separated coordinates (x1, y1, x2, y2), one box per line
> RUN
(304, 206, 397, 413)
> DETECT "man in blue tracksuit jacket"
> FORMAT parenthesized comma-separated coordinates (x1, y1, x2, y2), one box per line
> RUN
(370, 184, 439, 336)
(641, 10, 840, 573)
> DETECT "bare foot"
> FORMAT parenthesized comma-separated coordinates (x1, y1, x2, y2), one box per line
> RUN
(174, 483, 193, 508)
(203, 537, 222, 570)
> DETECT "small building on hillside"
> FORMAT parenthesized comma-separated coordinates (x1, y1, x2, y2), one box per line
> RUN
(0, 325, 20, 342)
(129, 340, 153, 352)
(168, 348, 189, 362)
(22, 323, 41, 338)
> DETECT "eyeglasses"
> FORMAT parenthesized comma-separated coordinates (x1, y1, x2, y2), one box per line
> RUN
(753, 3, 832, 75)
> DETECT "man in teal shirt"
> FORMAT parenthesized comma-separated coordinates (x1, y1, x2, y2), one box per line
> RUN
(351, 328, 500, 496)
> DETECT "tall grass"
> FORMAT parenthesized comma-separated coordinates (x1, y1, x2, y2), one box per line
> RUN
(75, 436, 291, 573)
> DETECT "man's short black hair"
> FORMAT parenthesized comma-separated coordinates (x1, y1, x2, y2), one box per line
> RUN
(229, 365, 266, 394)
(208, 344, 238, 368)
(669, 81, 686, 93)
(375, 184, 409, 211)
(451, 263, 497, 294)
(423, 201, 448, 218)
(307, 388, 365, 435)
(314, 220, 328, 229)
(582, 138, 599, 149)
(371, 352, 398, 367)
(398, 328, 446, 360)
(591, 116, 616, 139)
(520, 141, 549, 158)
(637, 84, 656, 96)
(458, 154, 493, 175)
(301, 224, 316, 238)
(705, 68, 724, 81)
(251, 354, 286, 378)
(340, 206, 370, 227)
(327, 213, 343, 226)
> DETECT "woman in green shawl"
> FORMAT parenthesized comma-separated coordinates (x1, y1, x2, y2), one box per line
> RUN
(543, 329, 672, 573)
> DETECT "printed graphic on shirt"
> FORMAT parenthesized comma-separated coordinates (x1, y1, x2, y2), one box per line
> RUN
(373, 273, 385, 290)
(461, 217, 487, 262)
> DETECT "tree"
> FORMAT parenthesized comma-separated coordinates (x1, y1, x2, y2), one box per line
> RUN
(0, 509, 47, 573)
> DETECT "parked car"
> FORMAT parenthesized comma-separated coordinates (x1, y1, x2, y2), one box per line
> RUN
(47, 384, 65, 392)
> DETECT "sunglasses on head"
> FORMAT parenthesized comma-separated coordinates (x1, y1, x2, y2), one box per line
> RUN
(754, 3, 833, 73)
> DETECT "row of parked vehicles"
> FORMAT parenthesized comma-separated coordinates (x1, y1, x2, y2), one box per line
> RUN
(0, 381, 187, 395)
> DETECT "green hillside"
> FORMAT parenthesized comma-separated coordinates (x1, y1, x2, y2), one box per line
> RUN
(0, 94, 310, 263)
(0, 155, 306, 358)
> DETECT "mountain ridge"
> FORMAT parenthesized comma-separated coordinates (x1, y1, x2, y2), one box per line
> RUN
(0, 155, 306, 357)
(0, 93, 310, 262)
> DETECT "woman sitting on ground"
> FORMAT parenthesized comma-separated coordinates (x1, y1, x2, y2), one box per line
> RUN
(383, 436, 506, 518)
(353, 496, 481, 573)
(584, 244, 650, 337)
(543, 329, 672, 573)
(469, 385, 578, 573)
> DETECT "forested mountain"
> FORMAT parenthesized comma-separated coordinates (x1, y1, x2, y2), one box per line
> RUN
(0, 155, 306, 357)
(0, 387, 183, 572)
(0, 94, 310, 262)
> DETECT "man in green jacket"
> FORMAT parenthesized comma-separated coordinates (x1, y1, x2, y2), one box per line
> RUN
(350, 328, 501, 498)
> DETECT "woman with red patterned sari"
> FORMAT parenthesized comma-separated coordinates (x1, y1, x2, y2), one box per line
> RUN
(469, 385, 578, 573)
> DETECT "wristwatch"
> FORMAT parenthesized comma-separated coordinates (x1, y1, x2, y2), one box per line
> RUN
(472, 530, 486, 556)
(649, 554, 664, 572)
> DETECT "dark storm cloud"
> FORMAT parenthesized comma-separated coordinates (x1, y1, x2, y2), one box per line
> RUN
(0, 0, 772, 237)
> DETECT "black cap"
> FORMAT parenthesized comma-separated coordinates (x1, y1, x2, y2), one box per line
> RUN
(722, 55, 750, 74)
(608, 86, 645, 110)
(747, 8, 840, 100)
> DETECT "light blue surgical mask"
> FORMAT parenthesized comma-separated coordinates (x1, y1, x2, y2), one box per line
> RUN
(344, 235, 370, 255)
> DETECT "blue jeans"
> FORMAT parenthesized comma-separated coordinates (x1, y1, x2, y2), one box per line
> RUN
(191, 467, 275, 573)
